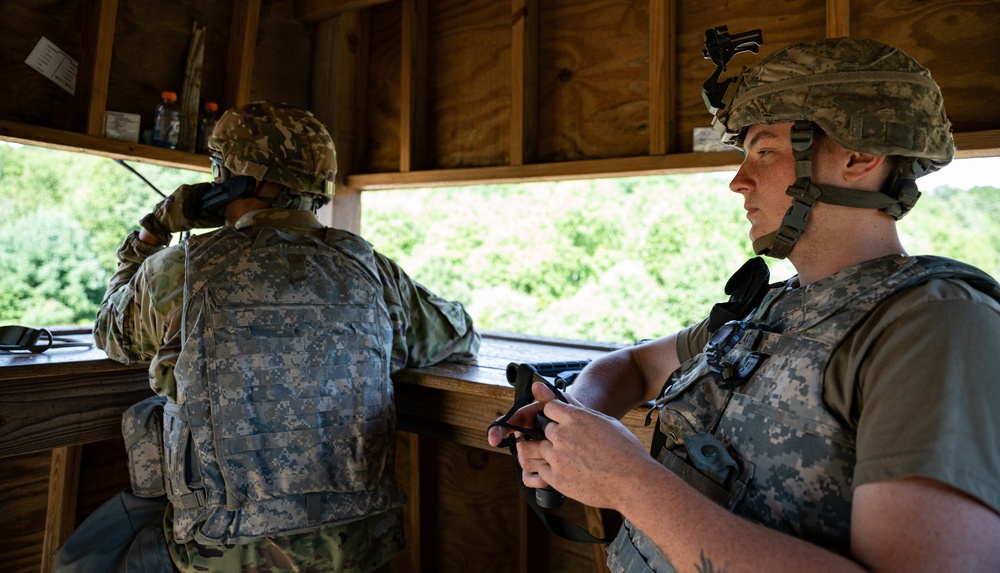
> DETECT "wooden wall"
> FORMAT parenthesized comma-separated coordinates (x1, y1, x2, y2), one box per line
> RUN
(0, 433, 609, 573)
(356, 0, 1000, 177)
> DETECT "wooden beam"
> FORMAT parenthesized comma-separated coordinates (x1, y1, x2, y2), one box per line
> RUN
(342, 129, 1000, 190)
(409, 433, 439, 573)
(227, 0, 261, 108)
(311, 11, 371, 233)
(954, 129, 1000, 158)
(39, 446, 82, 573)
(649, 0, 676, 155)
(349, 150, 746, 190)
(400, 0, 427, 172)
(511, 0, 538, 166)
(75, 0, 119, 136)
(294, 0, 395, 21)
(826, 0, 850, 37)
(583, 505, 610, 573)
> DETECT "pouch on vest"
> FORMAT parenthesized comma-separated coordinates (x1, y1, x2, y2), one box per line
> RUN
(122, 395, 169, 498)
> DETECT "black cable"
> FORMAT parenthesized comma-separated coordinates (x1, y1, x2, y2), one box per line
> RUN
(114, 159, 166, 198)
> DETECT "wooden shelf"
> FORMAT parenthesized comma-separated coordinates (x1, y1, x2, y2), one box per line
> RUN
(4, 117, 997, 190)
(347, 129, 1000, 191)
(0, 119, 210, 172)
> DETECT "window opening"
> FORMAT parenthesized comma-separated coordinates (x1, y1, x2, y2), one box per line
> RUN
(0, 140, 996, 342)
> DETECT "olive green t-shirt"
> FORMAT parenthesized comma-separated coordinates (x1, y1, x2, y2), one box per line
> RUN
(676, 277, 1000, 516)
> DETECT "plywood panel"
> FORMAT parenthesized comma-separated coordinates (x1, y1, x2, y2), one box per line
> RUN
(433, 439, 522, 572)
(251, 0, 313, 108)
(364, 2, 403, 173)
(851, 0, 1000, 134)
(0, 0, 84, 129)
(426, 0, 511, 169)
(675, 2, 826, 154)
(107, 0, 231, 139)
(0, 450, 51, 573)
(537, 0, 650, 162)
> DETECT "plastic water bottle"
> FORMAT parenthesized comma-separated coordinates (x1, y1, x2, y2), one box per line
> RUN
(196, 102, 219, 154)
(152, 91, 181, 149)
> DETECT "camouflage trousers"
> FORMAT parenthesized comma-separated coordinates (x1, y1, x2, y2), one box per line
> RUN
(54, 489, 403, 573)
(166, 503, 405, 573)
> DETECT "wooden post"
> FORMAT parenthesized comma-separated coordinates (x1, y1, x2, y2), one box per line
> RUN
(75, 0, 119, 136)
(400, 0, 428, 172)
(649, 0, 676, 155)
(39, 445, 82, 573)
(226, 0, 261, 108)
(311, 9, 371, 234)
(511, 0, 538, 166)
(827, 0, 850, 37)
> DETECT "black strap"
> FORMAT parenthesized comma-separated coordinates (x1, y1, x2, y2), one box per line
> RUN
(0, 325, 93, 354)
(490, 362, 614, 545)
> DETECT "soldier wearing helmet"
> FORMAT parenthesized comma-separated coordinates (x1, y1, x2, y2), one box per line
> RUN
(59, 102, 481, 573)
(489, 32, 1000, 572)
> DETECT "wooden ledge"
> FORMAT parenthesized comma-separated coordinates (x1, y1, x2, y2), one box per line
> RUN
(0, 331, 653, 458)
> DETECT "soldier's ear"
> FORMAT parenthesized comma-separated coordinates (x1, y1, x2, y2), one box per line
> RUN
(843, 151, 887, 183)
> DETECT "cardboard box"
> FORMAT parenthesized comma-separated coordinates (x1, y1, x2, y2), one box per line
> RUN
(104, 111, 141, 143)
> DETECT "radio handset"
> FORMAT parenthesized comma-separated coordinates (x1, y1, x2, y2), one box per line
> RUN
(196, 175, 257, 217)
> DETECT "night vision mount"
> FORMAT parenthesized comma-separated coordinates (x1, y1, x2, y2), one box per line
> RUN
(702, 26, 763, 116)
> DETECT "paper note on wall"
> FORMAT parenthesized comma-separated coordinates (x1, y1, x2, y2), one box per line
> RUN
(24, 36, 78, 95)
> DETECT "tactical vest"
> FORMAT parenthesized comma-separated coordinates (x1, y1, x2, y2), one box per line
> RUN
(155, 225, 404, 545)
(607, 255, 1000, 573)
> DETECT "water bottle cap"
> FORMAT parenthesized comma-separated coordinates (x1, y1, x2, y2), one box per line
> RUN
(161, 91, 177, 101)
(204, 102, 218, 111)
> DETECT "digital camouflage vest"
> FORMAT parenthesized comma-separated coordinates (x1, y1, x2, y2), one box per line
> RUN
(607, 255, 1000, 573)
(161, 225, 405, 545)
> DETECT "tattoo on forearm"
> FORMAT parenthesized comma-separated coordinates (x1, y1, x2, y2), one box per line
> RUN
(696, 550, 726, 573)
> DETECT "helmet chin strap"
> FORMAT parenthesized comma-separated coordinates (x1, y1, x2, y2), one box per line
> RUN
(752, 121, 923, 260)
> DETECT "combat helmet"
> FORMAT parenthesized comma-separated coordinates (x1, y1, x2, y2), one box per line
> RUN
(702, 27, 955, 258)
(207, 101, 337, 211)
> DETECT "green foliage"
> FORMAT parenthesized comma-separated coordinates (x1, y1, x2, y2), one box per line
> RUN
(363, 175, 761, 343)
(0, 142, 206, 325)
(364, 173, 1000, 344)
(1, 140, 998, 343)
(0, 209, 105, 325)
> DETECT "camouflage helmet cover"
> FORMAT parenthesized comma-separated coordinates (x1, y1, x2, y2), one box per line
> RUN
(716, 38, 955, 174)
(207, 101, 337, 199)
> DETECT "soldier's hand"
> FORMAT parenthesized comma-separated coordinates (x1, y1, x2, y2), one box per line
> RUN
(139, 182, 227, 244)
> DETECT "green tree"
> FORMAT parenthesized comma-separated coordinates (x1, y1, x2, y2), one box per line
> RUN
(0, 209, 106, 325)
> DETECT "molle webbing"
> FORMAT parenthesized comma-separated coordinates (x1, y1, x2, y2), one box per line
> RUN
(169, 226, 403, 544)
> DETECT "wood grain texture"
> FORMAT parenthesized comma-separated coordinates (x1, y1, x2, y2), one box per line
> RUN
(648, 0, 675, 155)
(294, 0, 394, 21)
(312, 11, 370, 233)
(0, 450, 52, 573)
(536, 0, 650, 162)
(400, 0, 427, 172)
(40, 446, 81, 573)
(76, 0, 119, 136)
(511, 0, 538, 166)
(250, 0, 312, 108)
(425, 0, 511, 169)
(363, 2, 403, 172)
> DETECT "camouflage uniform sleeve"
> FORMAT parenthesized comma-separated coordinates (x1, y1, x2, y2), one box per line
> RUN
(94, 231, 186, 397)
(372, 250, 480, 373)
